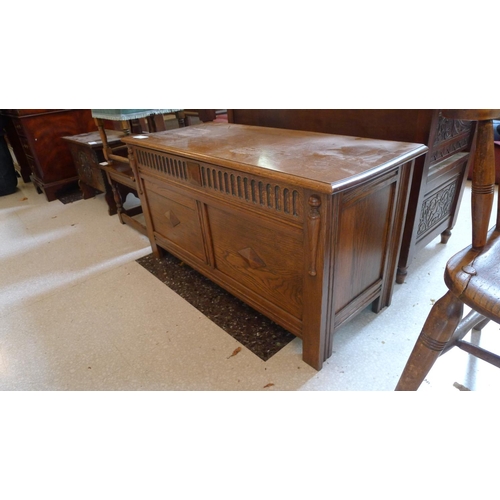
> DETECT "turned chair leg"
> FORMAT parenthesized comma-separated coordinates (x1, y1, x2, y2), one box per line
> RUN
(440, 229, 452, 244)
(395, 291, 464, 390)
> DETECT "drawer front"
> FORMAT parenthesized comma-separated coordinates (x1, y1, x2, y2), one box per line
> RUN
(208, 205, 304, 319)
(146, 181, 206, 263)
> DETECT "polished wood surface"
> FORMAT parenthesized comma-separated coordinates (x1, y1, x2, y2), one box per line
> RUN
(127, 123, 425, 191)
(396, 110, 500, 390)
(228, 110, 475, 283)
(123, 123, 427, 370)
(0, 109, 97, 200)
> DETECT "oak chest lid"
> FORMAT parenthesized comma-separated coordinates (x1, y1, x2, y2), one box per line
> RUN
(122, 123, 428, 193)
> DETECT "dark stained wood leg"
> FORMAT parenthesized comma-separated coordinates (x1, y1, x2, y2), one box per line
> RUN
(89, 159, 118, 216)
(103, 183, 118, 216)
(44, 182, 70, 202)
(78, 180, 96, 200)
(395, 291, 464, 390)
(302, 342, 324, 371)
(371, 297, 383, 313)
(152, 245, 165, 258)
(107, 175, 125, 224)
(396, 266, 408, 284)
(302, 307, 328, 370)
(440, 229, 452, 244)
(20, 169, 31, 183)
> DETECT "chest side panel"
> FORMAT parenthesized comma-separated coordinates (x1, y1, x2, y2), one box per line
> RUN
(333, 171, 399, 322)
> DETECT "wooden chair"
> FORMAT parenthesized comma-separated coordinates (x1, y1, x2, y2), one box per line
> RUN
(396, 110, 500, 391)
(92, 110, 185, 235)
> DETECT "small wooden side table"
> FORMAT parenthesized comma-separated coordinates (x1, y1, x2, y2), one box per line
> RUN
(62, 130, 126, 215)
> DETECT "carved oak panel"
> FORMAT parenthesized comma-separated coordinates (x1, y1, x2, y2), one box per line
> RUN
(417, 181, 458, 239)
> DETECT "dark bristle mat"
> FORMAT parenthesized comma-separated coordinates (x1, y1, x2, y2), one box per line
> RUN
(136, 252, 296, 361)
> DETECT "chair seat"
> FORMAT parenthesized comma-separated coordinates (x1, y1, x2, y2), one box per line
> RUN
(445, 227, 500, 322)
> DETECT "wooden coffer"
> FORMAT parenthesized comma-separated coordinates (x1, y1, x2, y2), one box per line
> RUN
(123, 124, 427, 370)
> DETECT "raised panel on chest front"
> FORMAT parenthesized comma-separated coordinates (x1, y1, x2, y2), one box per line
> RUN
(207, 204, 304, 320)
(145, 180, 207, 264)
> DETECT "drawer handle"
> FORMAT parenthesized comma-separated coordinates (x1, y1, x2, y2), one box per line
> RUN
(308, 195, 321, 277)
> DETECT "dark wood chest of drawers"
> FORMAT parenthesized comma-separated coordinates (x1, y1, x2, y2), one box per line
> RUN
(0, 109, 97, 201)
(123, 123, 427, 370)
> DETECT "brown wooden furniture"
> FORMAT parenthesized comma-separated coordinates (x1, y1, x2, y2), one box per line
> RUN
(228, 110, 475, 283)
(0, 109, 97, 200)
(62, 130, 126, 215)
(122, 123, 427, 370)
(395, 110, 500, 391)
(469, 140, 500, 183)
(92, 111, 181, 235)
(184, 110, 228, 124)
